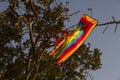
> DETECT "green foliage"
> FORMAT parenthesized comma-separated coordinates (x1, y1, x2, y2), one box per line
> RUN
(0, 0, 102, 80)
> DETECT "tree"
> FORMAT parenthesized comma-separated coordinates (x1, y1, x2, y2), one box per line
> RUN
(0, 0, 102, 80)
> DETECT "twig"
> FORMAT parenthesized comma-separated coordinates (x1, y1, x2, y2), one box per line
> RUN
(30, 0, 39, 27)
(114, 24, 118, 33)
(103, 25, 109, 34)
(88, 8, 93, 17)
(97, 20, 120, 26)
(67, 10, 81, 17)
(38, 37, 50, 62)
(0, 9, 11, 15)
(67, 23, 78, 29)
(25, 68, 34, 80)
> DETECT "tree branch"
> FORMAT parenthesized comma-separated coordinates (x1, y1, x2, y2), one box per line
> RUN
(67, 10, 81, 17)
(97, 20, 120, 26)
(25, 67, 34, 80)
(26, 1, 39, 79)
(29, 0, 39, 27)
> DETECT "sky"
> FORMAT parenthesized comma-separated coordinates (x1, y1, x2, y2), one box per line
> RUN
(0, 0, 120, 80)
(67, 0, 120, 80)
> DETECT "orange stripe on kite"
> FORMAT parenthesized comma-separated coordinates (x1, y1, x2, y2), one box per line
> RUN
(49, 39, 65, 56)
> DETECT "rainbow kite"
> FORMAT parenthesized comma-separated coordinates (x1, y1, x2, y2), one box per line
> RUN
(50, 14, 98, 64)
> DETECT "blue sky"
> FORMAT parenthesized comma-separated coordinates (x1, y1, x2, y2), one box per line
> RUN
(68, 0, 120, 80)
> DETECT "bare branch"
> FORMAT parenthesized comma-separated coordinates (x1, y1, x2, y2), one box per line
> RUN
(97, 19, 120, 33)
(114, 24, 118, 33)
(97, 20, 120, 26)
(111, 16, 115, 22)
(67, 10, 81, 17)
(88, 8, 93, 17)
(103, 25, 109, 34)
(0, 9, 11, 15)
(29, 0, 39, 26)
(25, 68, 34, 80)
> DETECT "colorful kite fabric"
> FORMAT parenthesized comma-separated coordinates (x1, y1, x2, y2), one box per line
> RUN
(50, 14, 98, 64)
(49, 30, 73, 56)
(49, 34, 66, 56)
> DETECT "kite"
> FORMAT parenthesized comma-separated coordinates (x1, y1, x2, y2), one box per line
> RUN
(49, 14, 98, 64)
